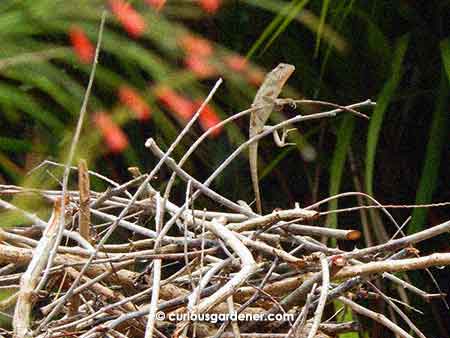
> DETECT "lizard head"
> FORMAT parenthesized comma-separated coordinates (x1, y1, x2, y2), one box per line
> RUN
(271, 63, 295, 84)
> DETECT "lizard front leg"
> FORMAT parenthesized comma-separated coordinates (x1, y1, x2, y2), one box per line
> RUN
(263, 125, 297, 147)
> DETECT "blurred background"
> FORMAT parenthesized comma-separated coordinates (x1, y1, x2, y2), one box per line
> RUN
(0, 0, 449, 336)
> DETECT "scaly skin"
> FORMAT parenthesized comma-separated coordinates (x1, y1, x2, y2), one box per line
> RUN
(249, 63, 295, 214)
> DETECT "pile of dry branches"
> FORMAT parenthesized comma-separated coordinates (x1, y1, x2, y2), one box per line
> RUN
(0, 91, 449, 338)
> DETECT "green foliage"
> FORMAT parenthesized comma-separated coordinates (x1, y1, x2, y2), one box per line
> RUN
(314, 0, 330, 57)
(245, 0, 310, 59)
(327, 115, 355, 230)
(409, 42, 450, 233)
(365, 34, 409, 196)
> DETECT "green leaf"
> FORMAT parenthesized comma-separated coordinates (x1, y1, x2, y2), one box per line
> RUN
(327, 115, 355, 229)
(246, 0, 299, 59)
(314, 0, 330, 57)
(365, 34, 409, 195)
(260, 0, 310, 56)
(0, 137, 32, 153)
(0, 151, 22, 182)
(243, 0, 346, 53)
(441, 38, 450, 80)
(408, 40, 450, 234)
(3, 63, 80, 115)
(0, 83, 64, 133)
(261, 147, 295, 180)
(334, 299, 359, 338)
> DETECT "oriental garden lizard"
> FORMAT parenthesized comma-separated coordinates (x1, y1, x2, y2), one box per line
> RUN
(249, 63, 295, 214)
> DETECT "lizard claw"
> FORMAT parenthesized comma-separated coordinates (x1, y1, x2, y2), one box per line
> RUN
(284, 127, 297, 135)
(275, 98, 296, 110)
(279, 127, 297, 147)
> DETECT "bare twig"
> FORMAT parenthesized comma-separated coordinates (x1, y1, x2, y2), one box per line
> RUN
(335, 252, 450, 279)
(338, 296, 414, 338)
(13, 199, 63, 337)
(144, 193, 163, 338)
(307, 254, 329, 338)
(36, 11, 107, 293)
(78, 159, 91, 242)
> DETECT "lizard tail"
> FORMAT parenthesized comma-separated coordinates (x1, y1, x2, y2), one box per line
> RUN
(249, 143, 262, 214)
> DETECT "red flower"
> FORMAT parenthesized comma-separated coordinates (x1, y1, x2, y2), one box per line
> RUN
(154, 86, 196, 121)
(69, 26, 95, 64)
(198, 0, 221, 14)
(145, 0, 166, 10)
(179, 34, 214, 57)
(246, 68, 265, 86)
(93, 112, 129, 153)
(194, 100, 222, 137)
(184, 55, 217, 78)
(109, 0, 146, 38)
(118, 86, 151, 121)
(224, 54, 248, 73)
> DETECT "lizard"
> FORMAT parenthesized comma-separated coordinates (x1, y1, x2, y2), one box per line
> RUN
(249, 63, 295, 214)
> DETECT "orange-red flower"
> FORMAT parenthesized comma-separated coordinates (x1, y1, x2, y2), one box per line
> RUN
(145, 0, 166, 11)
(224, 54, 248, 73)
(184, 55, 217, 78)
(93, 112, 129, 153)
(179, 34, 214, 57)
(118, 85, 151, 121)
(194, 101, 222, 137)
(154, 86, 196, 121)
(69, 25, 95, 64)
(109, 0, 146, 38)
(246, 68, 265, 86)
(198, 0, 221, 14)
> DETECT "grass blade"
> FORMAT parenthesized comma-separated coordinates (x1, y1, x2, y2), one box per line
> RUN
(327, 115, 355, 229)
(313, 0, 330, 57)
(365, 34, 409, 195)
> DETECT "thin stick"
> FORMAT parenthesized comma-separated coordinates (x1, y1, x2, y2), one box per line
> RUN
(36, 11, 106, 293)
(286, 284, 315, 338)
(184, 181, 196, 291)
(383, 272, 445, 301)
(190, 218, 257, 315)
(13, 199, 63, 338)
(147, 141, 255, 217)
(339, 219, 450, 260)
(78, 159, 91, 242)
(227, 296, 241, 338)
(144, 193, 163, 338)
(27, 160, 130, 197)
(0, 198, 93, 250)
(338, 296, 414, 338)
(306, 254, 329, 338)
(367, 281, 427, 338)
(68, 159, 91, 316)
(335, 252, 450, 279)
